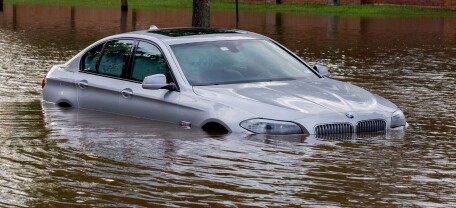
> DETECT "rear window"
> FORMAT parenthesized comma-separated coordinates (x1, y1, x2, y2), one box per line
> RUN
(98, 40, 134, 77)
(81, 44, 103, 73)
(80, 40, 135, 78)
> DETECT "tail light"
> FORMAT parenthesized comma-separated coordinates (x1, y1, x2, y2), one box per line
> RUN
(41, 76, 46, 89)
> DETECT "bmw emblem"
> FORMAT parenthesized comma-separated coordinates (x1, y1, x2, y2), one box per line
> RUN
(345, 113, 354, 119)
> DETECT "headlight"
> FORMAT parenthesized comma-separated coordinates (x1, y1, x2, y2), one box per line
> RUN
(240, 119, 303, 134)
(391, 109, 406, 128)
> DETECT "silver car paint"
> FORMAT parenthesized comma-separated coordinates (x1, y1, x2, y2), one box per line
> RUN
(43, 65, 77, 107)
(192, 78, 398, 133)
(42, 30, 401, 134)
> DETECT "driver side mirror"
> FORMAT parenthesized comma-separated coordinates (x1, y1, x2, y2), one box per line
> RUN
(142, 74, 177, 91)
(313, 65, 330, 78)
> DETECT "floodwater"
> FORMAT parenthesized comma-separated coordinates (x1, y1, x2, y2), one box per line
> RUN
(0, 4, 455, 207)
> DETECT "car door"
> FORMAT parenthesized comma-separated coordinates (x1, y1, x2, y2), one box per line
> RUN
(118, 40, 182, 124)
(76, 39, 134, 114)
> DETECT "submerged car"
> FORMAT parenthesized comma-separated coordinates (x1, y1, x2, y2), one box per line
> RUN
(42, 27, 407, 135)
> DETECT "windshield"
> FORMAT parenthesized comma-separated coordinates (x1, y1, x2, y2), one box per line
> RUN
(171, 40, 318, 86)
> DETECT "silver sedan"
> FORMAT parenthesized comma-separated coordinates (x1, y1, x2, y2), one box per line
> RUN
(42, 27, 407, 135)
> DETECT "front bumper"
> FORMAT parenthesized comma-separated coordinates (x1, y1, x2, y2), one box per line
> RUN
(294, 111, 397, 135)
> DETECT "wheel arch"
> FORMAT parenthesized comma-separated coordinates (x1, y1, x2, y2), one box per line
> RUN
(200, 118, 231, 134)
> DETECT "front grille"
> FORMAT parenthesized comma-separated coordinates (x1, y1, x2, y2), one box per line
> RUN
(315, 123, 354, 135)
(356, 120, 386, 133)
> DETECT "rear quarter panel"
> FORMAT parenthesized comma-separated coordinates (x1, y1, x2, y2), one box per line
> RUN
(42, 65, 78, 107)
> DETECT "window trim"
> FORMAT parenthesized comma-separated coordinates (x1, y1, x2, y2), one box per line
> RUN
(79, 38, 136, 80)
(128, 41, 172, 82)
(79, 38, 180, 91)
(127, 39, 180, 90)
(97, 39, 136, 78)
(94, 42, 107, 74)
(80, 42, 105, 74)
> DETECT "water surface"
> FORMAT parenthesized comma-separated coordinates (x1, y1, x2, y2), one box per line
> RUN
(0, 4, 455, 207)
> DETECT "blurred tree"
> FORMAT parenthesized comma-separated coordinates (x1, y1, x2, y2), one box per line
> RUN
(121, 7, 127, 32)
(328, 0, 340, 5)
(192, 0, 210, 27)
(121, 0, 128, 11)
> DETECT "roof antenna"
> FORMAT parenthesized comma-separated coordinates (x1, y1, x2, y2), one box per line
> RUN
(149, 25, 159, 30)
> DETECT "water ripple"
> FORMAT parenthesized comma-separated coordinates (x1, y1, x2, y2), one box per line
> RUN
(0, 5, 455, 207)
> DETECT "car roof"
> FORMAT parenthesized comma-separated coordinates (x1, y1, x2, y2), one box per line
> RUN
(125, 27, 269, 45)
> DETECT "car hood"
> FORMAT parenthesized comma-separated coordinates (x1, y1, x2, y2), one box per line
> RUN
(192, 78, 397, 120)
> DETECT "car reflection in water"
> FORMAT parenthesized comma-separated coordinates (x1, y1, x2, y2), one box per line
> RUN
(41, 102, 216, 140)
(246, 130, 405, 147)
(42, 102, 405, 149)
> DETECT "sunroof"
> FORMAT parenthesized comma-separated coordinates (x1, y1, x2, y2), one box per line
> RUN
(148, 28, 239, 37)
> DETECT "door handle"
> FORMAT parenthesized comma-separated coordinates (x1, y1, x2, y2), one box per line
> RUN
(121, 88, 133, 98)
(78, 80, 89, 89)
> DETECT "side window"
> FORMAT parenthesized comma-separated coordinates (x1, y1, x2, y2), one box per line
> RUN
(131, 42, 170, 82)
(81, 44, 103, 73)
(98, 40, 134, 77)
